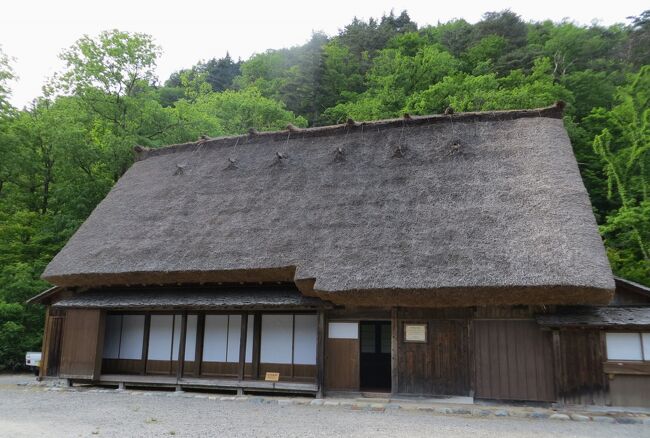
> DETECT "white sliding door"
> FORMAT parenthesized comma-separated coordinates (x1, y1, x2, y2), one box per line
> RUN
(293, 315, 317, 365)
(203, 315, 229, 362)
(148, 315, 175, 361)
(260, 314, 293, 364)
(103, 315, 122, 359)
(119, 315, 145, 359)
(203, 315, 245, 363)
(184, 315, 198, 361)
(102, 314, 145, 360)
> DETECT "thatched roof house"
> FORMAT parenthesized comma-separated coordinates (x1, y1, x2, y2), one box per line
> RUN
(37, 103, 650, 408)
(41, 103, 613, 307)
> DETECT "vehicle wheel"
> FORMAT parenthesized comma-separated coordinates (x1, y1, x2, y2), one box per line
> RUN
(33, 367, 40, 376)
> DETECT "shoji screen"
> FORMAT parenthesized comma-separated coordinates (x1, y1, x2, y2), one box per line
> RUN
(102, 314, 145, 360)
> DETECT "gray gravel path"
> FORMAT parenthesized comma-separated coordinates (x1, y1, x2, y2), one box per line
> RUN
(0, 375, 647, 438)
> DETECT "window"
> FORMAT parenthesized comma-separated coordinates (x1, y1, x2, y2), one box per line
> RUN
(606, 332, 650, 361)
(328, 322, 358, 339)
(360, 324, 375, 353)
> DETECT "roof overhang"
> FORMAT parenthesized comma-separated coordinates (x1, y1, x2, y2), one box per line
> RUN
(537, 306, 650, 329)
(51, 285, 333, 310)
(26, 286, 63, 305)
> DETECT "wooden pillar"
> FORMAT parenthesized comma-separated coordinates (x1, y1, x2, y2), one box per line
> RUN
(599, 330, 611, 406)
(251, 313, 262, 380)
(316, 310, 325, 398)
(194, 314, 205, 377)
(468, 319, 476, 398)
(551, 329, 562, 404)
(141, 314, 151, 375)
(238, 312, 248, 381)
(176, 312, 187, 381)
(93, 311, 107, 382)
(391, 307, 398, 395)
(39, 307, 52, 379)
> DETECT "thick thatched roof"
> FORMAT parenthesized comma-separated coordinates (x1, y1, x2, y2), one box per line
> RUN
(51, 285, 331, 310)
(537, 306, 650, 328)
(41, 103, 614, 307)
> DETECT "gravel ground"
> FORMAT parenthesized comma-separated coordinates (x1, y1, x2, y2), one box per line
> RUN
(0, 374, 647, 438)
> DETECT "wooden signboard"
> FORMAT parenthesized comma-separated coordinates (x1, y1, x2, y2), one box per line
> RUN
(404, 324, 427, 343)
(265, 372, 280, 382)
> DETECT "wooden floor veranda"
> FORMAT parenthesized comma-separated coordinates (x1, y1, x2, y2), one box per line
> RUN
(97, 374, 318, 394)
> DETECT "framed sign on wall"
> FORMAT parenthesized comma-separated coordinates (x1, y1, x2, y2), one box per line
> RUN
(404, 323, 427, 343)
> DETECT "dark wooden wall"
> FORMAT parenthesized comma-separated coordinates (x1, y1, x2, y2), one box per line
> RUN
(473, 320, 555, 402)
(555, 329, 609, 405)
(59, 309, 105, 380)
(398, 319, 470, 395)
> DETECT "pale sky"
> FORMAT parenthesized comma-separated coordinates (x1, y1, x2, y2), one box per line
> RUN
(1, 0, 647, 108)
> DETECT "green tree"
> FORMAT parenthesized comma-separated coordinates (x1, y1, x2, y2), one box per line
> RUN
(406, 57, 572, 114)
(592, 67, 650, 283)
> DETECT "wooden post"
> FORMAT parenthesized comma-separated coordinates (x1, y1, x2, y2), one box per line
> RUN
(39, 307, 51, 380)
(468, 319, 475, 398)
(599, 330, 611, 406)
(391, 307, 398, 395)
(141, 313, 151, 375)
(252, 313, 262, 380)
(551, 329, 563, 404)
(92, 311, 106, 382)
(195, 314, 205, 377)
(177, 313, 187, 381)
(316, 310, 325, 398)
(238, 313, 248, 381)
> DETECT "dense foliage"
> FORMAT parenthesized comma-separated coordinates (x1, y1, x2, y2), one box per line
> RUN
(0, 10, 648, 369)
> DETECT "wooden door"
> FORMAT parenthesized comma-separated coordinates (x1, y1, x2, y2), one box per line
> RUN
(473, 320, 556, 402)
(359, 322, 391, 391)
(45, 313, 64, 376)
(398, 319, 470, 395)
(325, 322, 359, 391)
(59, 309, 105, 380)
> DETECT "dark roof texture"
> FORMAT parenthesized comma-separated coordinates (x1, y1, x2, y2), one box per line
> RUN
(52, 286, 330, 310)
(41, 104, 614, 307)
(537, 306, 650, 328)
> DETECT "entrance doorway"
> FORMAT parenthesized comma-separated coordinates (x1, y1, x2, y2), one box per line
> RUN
(359, 321, 391, 391)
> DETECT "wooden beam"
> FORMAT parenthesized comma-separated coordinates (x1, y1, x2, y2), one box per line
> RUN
(252, 313, 262, 379)
(391, 307, 398, 395)
(177, 312, 187, 381)
(603, 361, 650, 375)
(316, 310, 325, 398)
(238, 313, 248, 381)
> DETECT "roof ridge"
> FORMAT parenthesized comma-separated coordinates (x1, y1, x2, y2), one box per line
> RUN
(134, 101, 566, 161)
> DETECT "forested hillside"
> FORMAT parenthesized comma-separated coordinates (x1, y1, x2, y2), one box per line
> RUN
(0, 10, 648, 369)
